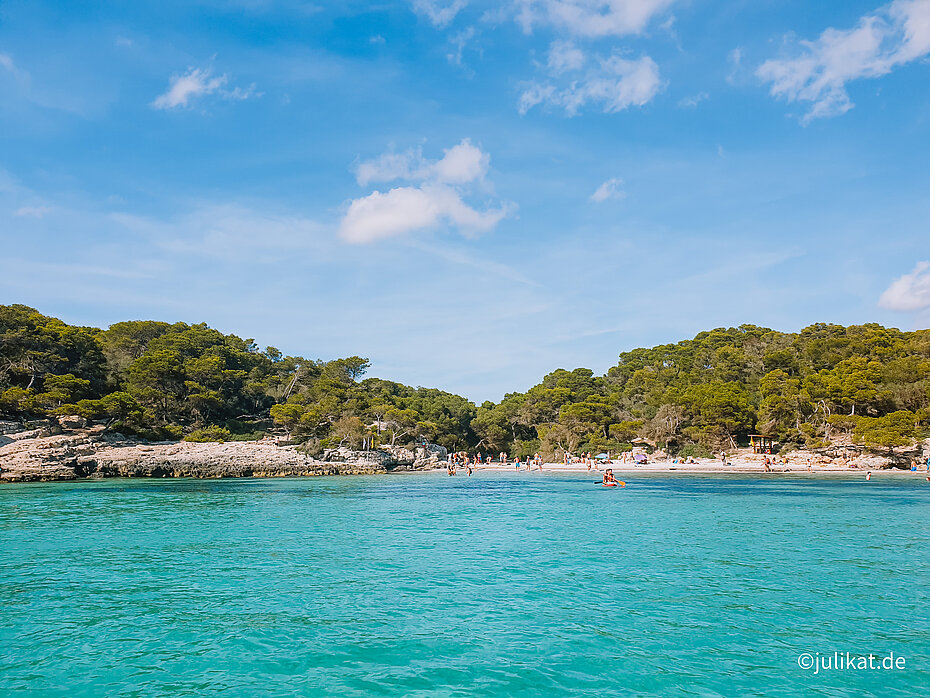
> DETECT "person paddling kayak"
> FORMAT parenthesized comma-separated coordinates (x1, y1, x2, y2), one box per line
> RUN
(603, 469, 621, 486)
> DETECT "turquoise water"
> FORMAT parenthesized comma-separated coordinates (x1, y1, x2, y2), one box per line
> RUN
(1, 473, 928, 696)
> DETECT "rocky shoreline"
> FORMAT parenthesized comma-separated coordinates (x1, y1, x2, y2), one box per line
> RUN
(3, 418, 926, 484)
(0, 419, 448, 483)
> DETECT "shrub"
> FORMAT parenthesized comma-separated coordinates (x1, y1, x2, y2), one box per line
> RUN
(226, 431, 265, 441)
(674, 443, 712, 459)
(184, 425, 232, 442)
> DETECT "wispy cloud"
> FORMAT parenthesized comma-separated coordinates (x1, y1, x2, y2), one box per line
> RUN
(678, 91, 708, 108)
(447, 26, 476, 65)
(757, 0, 930, 122)
(590, 177, 625, 202)
(13, 205, 52, 217)
(151, 66, 259, 110)
(515, 0, 677, 38)
(112, 204, 329, 262)
(412, 0, 468, 28)
(726, 47, 743, 85)
(519, 50, 661, 115)
(342, 139, 513, 244)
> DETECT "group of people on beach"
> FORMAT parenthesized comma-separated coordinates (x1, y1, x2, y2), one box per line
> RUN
(446, 451, 545, 475)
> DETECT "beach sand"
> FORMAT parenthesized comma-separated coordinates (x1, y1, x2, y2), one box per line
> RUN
(456, 455, 927, 476)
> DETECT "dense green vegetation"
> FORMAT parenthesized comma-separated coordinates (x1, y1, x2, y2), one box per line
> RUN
(471, 324, 930, 459)
(0, 305, 475, 453)
(2, 306, 928, 457)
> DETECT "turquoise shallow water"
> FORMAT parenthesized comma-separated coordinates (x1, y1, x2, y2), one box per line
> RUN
(1, 473, 928, 696)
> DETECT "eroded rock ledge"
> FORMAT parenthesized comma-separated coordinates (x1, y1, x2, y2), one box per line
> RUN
(0, 419, 448, 483)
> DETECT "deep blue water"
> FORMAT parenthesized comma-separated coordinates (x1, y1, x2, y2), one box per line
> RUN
(1, 472, 928, 696)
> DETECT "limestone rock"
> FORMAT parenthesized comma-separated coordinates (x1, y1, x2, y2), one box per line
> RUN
(322, 447, 396, 468)
(380, 445, 416, 465)
(411, 443, 448, 470)
(57, 414, 88, 430)
(0, 429, 389, 482)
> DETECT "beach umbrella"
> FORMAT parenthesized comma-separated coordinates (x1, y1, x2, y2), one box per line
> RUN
(595, 453, 609, 460)
(633, 453, 647, 463)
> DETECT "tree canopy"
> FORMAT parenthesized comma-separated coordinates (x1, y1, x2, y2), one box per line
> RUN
(2, 306, 928, 456)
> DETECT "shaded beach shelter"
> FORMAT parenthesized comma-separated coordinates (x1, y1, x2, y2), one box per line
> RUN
(749, 435, 774, 454)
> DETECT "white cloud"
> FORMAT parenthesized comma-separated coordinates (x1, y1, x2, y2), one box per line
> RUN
(343, 140, 511, 244)
(516, 0, 676, 37)
(548, 40, 586, 74)
(519, 53, 661, 115)
(0, 53, 14, 73)
(152, 67, 225, 109)
(151, 67, 258, 110)
(355, 139, 489, 186)
(757, 0, 930, 122)
(412, 0, 468, 28)
(356, 149, 423, 186)
(432, 139, 490, 183)
(339, 185, 510, 244)
(879, 261, 930, 311)
(515, 4, 671, 116)
(590, 177, 625, 202)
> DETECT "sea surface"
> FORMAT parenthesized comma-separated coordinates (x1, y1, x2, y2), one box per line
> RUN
(1, 472, 928, 696)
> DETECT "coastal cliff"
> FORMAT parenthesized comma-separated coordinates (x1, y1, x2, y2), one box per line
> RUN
(0, 419, 448, 482)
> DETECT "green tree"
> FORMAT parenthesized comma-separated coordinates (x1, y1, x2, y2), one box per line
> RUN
(853, 411, 918, 456)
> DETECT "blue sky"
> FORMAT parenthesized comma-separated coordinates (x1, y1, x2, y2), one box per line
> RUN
(2, 0, 930, 402)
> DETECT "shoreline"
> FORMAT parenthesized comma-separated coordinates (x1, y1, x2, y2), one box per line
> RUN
(433, 461, 928, 476)
(0, 424, 443, 483)
(3, 422, 927, 483)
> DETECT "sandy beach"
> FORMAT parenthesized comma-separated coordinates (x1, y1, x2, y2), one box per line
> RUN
(457, 453, 930, 476)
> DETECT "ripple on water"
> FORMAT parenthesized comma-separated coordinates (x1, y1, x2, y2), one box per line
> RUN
(1, 473, 928, 695)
